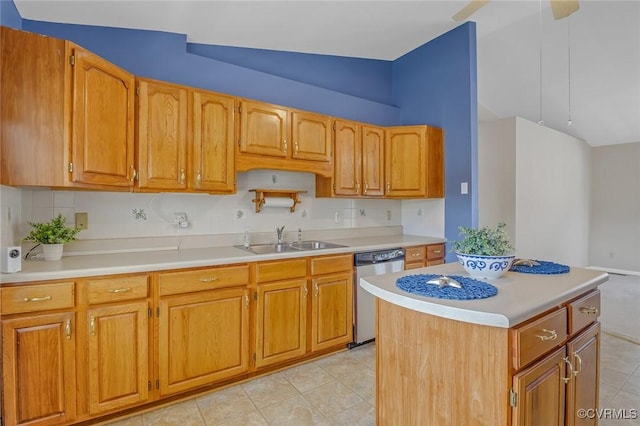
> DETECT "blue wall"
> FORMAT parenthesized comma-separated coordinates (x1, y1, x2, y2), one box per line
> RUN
(393, 23, 478, 259)
(0, 0, 22, 29)
(5, 3, 478, 249)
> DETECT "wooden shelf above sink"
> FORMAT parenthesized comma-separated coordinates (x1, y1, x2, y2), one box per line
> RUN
(249, 189, 307, 213)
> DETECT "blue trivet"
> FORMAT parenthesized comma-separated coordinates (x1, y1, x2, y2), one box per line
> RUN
(510, 260, 570, 274)
(396, 274, 498, 300)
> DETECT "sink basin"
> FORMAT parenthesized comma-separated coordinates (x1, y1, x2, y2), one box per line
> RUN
(235, 240, 346, 255)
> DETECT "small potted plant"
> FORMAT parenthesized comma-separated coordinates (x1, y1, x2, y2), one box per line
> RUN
(451, 223, 515, 279)
(24, 213, 81, 261)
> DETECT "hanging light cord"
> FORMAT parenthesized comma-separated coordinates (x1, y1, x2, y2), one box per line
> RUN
(538, 0, 544, 125)
(567, 18, 573, 126)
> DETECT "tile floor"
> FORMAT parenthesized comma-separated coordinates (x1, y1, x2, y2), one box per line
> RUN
(105, 332, 640, 426)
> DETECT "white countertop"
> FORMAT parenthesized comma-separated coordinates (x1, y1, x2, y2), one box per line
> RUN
(0, 234, 445, 284)
(359, 262, 608, 328)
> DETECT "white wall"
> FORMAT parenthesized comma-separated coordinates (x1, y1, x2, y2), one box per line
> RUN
(589, 142, 640, 272)
(4, 169, 445, 245)
(479, 116, 591, 267)
(0, 185, 22, 246)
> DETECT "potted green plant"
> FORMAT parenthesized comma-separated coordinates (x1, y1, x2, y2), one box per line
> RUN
(24, 213, 81, 261)
(451, 223, 515, 279)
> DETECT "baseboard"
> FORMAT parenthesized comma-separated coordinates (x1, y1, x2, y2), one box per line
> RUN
(587, 266, 640, 277)
(602, 329, 640, 346)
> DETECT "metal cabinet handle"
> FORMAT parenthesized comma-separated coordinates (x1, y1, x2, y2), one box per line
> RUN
(130, 165, 138, 182)
(314, 283, 319, 297)
(200, 277, 218, 283)
(386, 182, 390, 192)
(573, 353, 582, 376)
(363, 182, 368, 194)
(294, 141, 299, 154)
(283, 139, 288, 152)
(180, 169, 186, 184)
(65, 319, 72, 340)
(108, 288, 131, 294)
(90, 317, 96, 336)
(196, 171, 202, 187)
(303, 286, 308, 297)
(23, 296, 52, 302)
(562, 356, 574, 383)
(433, 250, 442, 254)
(535, 328, 558, 341)
(579, 306, 599, 315)
(356, 180, 360, 192)
(245, 294, 249, 308)
(412, 253, 421, 257)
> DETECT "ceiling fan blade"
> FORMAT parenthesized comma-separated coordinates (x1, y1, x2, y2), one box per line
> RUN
(550, 0, 580, 20)
(452, 0, 489, 22)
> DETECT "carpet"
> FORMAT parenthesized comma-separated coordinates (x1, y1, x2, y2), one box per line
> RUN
(598, 273, 640, 344)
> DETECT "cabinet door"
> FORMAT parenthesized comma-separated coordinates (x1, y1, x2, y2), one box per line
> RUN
(291, 111, 332, 162)
(136, 79, 188, 190)
(239, 100, 288, 158)
(192, 91, 236, 192)
(311, 272, 353, 351)
(159, 288, 249, 395)
(333, 120, 361, 196)
(385, 126, 426, 197)
(71, 46, 135, 188)
(361, 125, 385, 196)
(566, 322, 600, 426)
(512, 346, 567, 426)
(2, 312, 76, 426)
(255, 279, 307, 368)
(87, 302, 149, 415)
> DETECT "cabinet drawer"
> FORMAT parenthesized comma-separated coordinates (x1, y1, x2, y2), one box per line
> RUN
(512, 307, 568, 370)
(568, 290, 600, 335)
(159, 265, 249, 296)
(1, 282, 75, 314)
(310, 254, 352, 275)
(426, 244, 445, 260)
(405, 262, 424, 270)
(405, 246, 426, 262)
(88, 275, 149, 304)
(426, 259, 445, 267)
(256, 259, 307, 283)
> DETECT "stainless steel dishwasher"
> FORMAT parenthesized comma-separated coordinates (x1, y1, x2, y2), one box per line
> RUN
(350, 248, 405, 347)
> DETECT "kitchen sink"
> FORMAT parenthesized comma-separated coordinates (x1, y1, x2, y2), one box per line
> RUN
(235, 240, 346, 255)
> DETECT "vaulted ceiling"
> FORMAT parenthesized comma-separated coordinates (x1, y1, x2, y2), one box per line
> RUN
(14, 0, 640, 146)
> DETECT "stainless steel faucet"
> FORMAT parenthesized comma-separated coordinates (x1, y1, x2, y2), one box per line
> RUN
(275, 226, 285, 244)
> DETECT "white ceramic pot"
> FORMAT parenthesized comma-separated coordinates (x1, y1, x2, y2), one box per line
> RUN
(42, 243, 64, 261)
(455, 252, 515, 280)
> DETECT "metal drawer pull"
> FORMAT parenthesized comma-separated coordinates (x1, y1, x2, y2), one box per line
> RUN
(412, 253, 421, 257)
(535, 328, 558, 341)
(573, 352, 582, 376)
(23, 296, 52, 302)
(65, 319, 72, 340)
(562, 356, 574, 383)
(108, 288, 132, 294)
(432, 250, 442, 254)
(90, 317, 96, 336)
(579, 306, 599, 315)
(200, 277, 218, 283)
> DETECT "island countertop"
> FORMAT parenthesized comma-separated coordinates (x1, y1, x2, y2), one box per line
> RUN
(359, 262, 608, 328)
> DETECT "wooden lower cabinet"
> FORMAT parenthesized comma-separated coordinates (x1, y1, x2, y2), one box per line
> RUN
(158, 287, 250, 395)
(566, 322, 600, 426)
(1, 312, 77, 426)
(311, 272, 353, 351)
(254, 278, 308, 368)
(404, 243, 446, 269)
(86, 302, 150, 415)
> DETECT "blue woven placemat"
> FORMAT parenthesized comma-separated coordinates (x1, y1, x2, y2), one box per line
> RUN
(510, 260, 570, 274)
(396, 274, 498, 300)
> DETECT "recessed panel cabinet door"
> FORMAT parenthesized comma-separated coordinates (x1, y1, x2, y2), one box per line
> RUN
(193, 91, 236, 192)
(87, 302, 149, 415)
(239, 100, 288, 158)
(311, 272, 353, 351)
(159, 288, 250, 395)
(2, 312, 76, 426)
(361, 125, 385, 196)
(291, 111, 332, 162)
(136, 79, 188, 190)
(566, 322, 600, 426)
(71, 46, 135, 187)
(333, 120, 361, 196)
(385, 126, 426, 197)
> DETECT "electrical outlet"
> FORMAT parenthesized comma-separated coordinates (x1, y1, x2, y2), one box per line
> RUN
(75, 212, 88, 230)
(173, 212, 187, 224)
(386, 210, 392, 221)
(334, 211, 342, 223)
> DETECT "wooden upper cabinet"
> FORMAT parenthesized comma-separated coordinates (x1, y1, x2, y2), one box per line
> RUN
(291, 111, 332, 162)
(385, 125, 443, 198)
(1, 28, 135, 189)
(192, 91, 236, 193)
(136, 79, 188, 190)
(239, 100, 288, 158)
(333, 120, 362, 196)
(361, 125, 385, 196)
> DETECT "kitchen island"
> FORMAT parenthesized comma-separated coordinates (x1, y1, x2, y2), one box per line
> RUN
(360, 262, 607, 425)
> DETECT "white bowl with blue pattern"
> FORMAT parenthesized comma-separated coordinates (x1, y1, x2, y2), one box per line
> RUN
(455, 252, 515, 279)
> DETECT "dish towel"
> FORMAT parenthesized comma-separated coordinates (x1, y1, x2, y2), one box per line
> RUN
(396, 274, 498, 300)
(510, 260, 570, 274)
